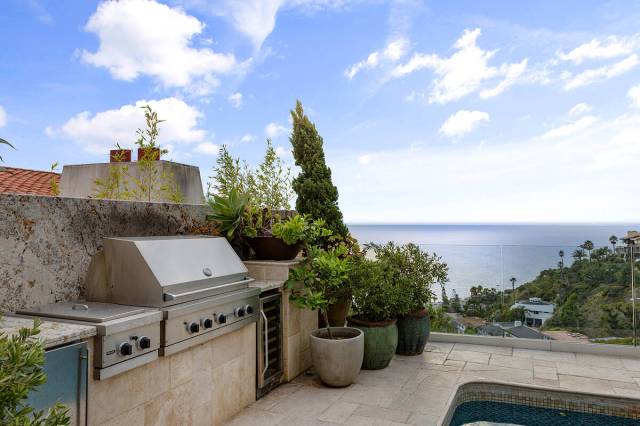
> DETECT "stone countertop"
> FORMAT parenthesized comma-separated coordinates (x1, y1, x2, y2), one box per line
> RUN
(0, 315, 96, 349)
(249, 280, 286, 293)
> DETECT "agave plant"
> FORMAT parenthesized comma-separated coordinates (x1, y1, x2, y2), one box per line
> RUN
(206, 189, 249, 239)
(0, 138, 14, 172)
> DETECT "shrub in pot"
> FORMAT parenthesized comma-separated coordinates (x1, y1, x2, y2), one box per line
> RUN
(286, 244, 363, 387)
(368, 242, 448, 356)
(348, 256, 405, 370)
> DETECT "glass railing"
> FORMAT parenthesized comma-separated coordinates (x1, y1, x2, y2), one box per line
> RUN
(415, 243, 639, 346)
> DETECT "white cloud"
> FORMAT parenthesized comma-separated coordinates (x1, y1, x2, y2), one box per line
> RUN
(0, 106, 6, 128)
(345, 38, 409, 79)
(187, 0, 351, 50)
(538, 115, 598, 140)
(479, 59, 528, 99)
(558, 36, 637, 64)
(81, 0, 241, 93)
(265, 122, 288, 138)
(439, 110, 490, 138)
(358, 154, 372, 165)
(228, 92, 243, 108)
(391, 28, 528, 103)
(628, 84, 640, 108)
(195, 142, 220, 155)
(58, 98, 206, 154)
(240, 133, 255, 143)
(568, 102, 591, 116)
(333, 112, 640, 223)
(275, 145, 292, 158)
(564, 54, 639, 90)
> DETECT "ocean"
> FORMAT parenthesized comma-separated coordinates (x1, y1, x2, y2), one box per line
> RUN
(348, 224, 638, 299)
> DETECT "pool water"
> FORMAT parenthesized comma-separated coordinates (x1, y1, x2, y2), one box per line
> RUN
(450, 401, 640, 426)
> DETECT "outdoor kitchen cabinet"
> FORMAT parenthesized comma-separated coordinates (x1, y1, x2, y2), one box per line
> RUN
(26, 341, 88, 425)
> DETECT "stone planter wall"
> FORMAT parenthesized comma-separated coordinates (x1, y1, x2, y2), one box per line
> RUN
(0, 193, 211, 312)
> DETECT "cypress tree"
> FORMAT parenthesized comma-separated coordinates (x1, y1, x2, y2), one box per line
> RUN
(289, 100, 349, 238)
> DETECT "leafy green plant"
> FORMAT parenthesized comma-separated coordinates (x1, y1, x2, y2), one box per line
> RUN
(252, 139, 292, 209)
(208, 145, 251, 199)
(290, 100, 348, 239)
(48, 162, 60, 196)
(286, 244, 350, 339)
(366, 242, 448, 314)
(272, 214, 332, 245)
(0, 318, 70, 425)
(92, 107, 183, 203)
(349, 255, 406, 322)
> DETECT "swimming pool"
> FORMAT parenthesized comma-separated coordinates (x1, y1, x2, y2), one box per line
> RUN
(450, 400, 639, 425)
(441, 381, 640, 426)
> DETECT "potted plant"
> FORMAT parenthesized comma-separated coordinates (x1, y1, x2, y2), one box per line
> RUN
(368, 242, 448, 356)
(135, 105, 167, 161)
(287, 244, 363, 387)
(110, 143, 132, 162)
(348, 255, 404, 370)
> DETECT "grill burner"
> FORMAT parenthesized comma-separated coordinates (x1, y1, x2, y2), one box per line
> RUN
(17, 302, 161, 380)
(86, 236, 259, 356)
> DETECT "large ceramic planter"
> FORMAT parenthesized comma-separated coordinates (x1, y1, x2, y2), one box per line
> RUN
(348, 317, 398, 370)
(245, 236, 301, 260)
(310, 327, 364, 387)
(396, 309, 430, 355)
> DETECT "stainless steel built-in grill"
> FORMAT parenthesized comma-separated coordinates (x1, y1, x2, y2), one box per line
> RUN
(86, 236, 260, 356)
(17, 302, 162, 380)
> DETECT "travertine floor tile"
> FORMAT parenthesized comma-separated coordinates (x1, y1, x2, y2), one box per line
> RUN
(226, 408, 286, 426)
(447, 350, 491, 364)
(352, 405, 411, 423)
(490, 354, 533, 370)
(424, 342, 454, 354)
(556, 362, 636, 383)
(453, 343, 513, 355)
(513, 349, 575, 363)
(407, 411, 439, 426)
(576, 353, 624, 369)
(317, 402, 359, 424)
(534, 366, 558, 380)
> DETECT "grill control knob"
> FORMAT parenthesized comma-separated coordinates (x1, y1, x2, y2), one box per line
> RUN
(202, 318, 213, 329)
(119, 342, 133, 356)
(235, 307, 246, 317)
(188, 322, 200, 334)
(244, 305, 254, 315)
(217, 314, 227, 324)
(138, 336, 151, 350)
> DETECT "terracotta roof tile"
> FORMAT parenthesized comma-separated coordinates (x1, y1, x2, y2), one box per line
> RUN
(0, 167, 60, 196)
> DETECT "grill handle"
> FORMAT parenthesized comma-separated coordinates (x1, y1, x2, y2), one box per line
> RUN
(261, 309, 269, 378)
(163, 278, 253, 301)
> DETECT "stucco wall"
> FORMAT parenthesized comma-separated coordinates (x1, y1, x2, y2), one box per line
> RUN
(0, 193, 211, 312)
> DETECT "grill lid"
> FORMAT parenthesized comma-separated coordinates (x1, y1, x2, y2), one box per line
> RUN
(92, 236, 251, 307)
(18, 302, 145, 323)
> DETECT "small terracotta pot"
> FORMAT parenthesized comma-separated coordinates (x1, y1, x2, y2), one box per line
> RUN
(110, 149, 131, 162)
(137, 147, 160, 161)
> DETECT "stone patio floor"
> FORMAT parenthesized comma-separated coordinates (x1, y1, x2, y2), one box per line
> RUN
(227, 341, 640, 425)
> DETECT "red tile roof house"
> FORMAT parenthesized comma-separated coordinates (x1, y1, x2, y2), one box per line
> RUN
(0, 167, 60, 196)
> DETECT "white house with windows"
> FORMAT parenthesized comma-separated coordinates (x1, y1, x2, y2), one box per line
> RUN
(512, 297, 555, 327)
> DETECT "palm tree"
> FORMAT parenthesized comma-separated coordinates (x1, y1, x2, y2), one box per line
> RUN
(610, 235, 618, 253)
(509, 276, 517, 305)
(580, 240, 594, 261)
(572, 249, 586, 261)
(558, 250, 565, 267)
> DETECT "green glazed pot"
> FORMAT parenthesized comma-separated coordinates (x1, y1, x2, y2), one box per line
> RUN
(396, 309, 430, 356)
(348, 317, 398, 370)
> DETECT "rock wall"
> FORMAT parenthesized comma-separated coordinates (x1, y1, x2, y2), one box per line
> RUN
(0, 194, 212, 312)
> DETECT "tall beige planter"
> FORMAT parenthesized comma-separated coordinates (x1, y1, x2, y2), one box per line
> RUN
(310, 327, 364, 387)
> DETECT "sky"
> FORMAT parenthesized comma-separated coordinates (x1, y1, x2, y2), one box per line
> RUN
(1, 0, 640, 224)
